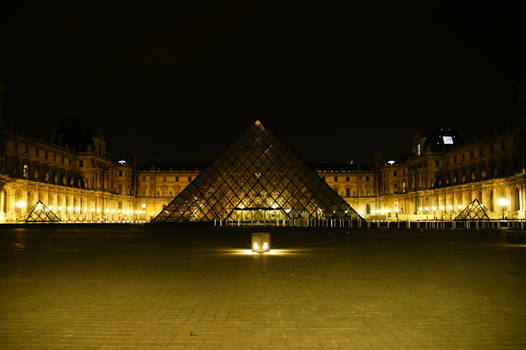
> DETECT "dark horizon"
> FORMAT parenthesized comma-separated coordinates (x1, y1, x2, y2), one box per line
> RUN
(2, 2, 525, 165)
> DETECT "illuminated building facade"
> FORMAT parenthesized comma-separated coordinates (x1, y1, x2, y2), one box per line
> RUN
(1, 81, 525, 222)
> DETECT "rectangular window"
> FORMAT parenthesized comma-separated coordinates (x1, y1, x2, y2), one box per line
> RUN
(61, 155, 64, 163)
(163, 176, 167, 182)
(346, 176, 350, 182)
(393, 171, 397, 177)
(118, 184, 122, 193)
(25, 144, 29, 153)
(14, 142, 18, 151)
(188, 176, 192, 181)
(53, 153, 56, 161)
(470, 150, 474, 158)
(119, 170, 123, 177)
(435, 160, 439, 167)
(142, 176, 146, 181)
(175, 177, 179, 182)
(490, 144, 494, 153)
(35, 149, 39, 156)
(45, 150, 48, 159)
(334, 176, 338, 182)
(501, 141, 505, 150)
(346, 188, 350, 197)
(417, 144, 421, 155)
(366, 176, 369, 182)
(442, 136, 454, 144)
(79, 160, 83, 167)
(480, 148, 484, 156)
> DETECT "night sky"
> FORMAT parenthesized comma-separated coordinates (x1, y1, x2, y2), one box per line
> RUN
(2, 1, 524, 166)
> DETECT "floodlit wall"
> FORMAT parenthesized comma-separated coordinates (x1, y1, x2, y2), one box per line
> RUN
(1, 124, 525, 222)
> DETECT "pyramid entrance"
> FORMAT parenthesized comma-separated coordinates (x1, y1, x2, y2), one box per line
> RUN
(152, 120, 364, 226)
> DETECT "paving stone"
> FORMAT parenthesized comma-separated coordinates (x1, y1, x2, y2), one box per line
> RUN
(1, 226, 526, 349)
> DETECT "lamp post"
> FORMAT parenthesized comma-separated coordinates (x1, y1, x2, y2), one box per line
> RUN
(498, 198, 509, 220)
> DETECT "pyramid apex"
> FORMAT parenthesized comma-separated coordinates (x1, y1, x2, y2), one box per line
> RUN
(254, 119, 262, 126)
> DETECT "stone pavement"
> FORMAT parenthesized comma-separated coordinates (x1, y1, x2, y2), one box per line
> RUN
(1, 225, 525, 349)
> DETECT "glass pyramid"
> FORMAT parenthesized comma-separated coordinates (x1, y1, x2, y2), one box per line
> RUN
(152, 120, 364, 224)
(454, 199, 489, 221)
(25, 200, 62, 223)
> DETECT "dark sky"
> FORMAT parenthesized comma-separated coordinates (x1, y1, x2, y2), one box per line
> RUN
(2, 1, 525, 165)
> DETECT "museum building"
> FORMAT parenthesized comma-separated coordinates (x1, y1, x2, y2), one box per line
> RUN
(1, 82, 525, 223)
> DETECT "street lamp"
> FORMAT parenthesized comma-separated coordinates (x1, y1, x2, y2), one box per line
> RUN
(498, 198, 509, 219)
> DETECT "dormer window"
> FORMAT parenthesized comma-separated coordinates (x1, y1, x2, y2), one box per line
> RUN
(442, 136, 454, 144)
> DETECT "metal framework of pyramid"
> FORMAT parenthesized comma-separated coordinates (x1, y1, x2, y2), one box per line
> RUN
(454, 199, 490, 221)
(24, 200, 61, 223)
(152, 120, 364, 224)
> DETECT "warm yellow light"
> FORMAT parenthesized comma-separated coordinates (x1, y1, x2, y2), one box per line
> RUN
(263, 242, 268, 250)
(90, 208, 94, 212)
(141, 203, 146, 208)
(425, 207, 429, 211)
(75, 207, 80, 212)
(49, 205, 53, 210)
(15, 201, 25, 208)
(499, 198, 509, 207)
(418, 207, 423, 212)
(67, 207, 72, 211)
(97, 208, 101, 212)
(35, 203, 42, 210)
(58, 206, 63, 211)
(458, 205, 462, 210)
(253, 242, 259, 250)
(439, 206, 445, 211)
(449, 205, 453, 210)
(432, 206, 437, 211)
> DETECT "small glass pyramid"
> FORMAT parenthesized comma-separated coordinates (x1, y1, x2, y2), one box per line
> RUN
(152, 120, 364, 224)
(25, 200, 62, 223)
(454, 199, 489, 221)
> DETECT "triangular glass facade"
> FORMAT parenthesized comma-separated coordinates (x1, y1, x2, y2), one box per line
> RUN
(25, 200, 62, 223)
(152, 120, 364, 224)
(454, 199, 489, 221)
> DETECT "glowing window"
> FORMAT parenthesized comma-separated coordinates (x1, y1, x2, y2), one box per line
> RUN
(442, 136, 454, 144)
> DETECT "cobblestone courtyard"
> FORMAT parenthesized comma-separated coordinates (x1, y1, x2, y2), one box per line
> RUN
(1, 225, 525, 349)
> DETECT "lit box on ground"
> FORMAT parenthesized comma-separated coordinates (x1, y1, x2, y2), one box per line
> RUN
(252, 232, 270, 253)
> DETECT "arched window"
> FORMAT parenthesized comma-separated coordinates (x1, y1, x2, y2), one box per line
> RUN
(1, 189, 7, 214)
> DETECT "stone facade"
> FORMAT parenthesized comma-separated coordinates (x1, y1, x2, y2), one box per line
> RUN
(1, 122, 525, 223)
